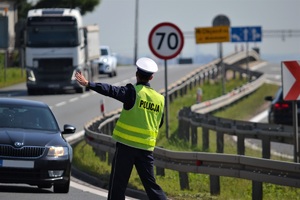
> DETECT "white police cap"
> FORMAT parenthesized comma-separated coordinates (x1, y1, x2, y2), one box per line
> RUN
(136, 57, 158, 75)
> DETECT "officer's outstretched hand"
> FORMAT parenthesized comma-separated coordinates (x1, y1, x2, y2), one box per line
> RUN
(75, 71, 88, 87)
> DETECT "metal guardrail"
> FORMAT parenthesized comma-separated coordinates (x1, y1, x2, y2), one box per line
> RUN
(81, 50, 300, 199)
(191, 73, 266, 113)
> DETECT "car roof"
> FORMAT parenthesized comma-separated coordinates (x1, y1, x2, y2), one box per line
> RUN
(0, 98, 49, 108)
(100, 45, 109, 49)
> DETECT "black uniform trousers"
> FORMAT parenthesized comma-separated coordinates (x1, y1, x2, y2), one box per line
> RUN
(107, 142, 167, 200)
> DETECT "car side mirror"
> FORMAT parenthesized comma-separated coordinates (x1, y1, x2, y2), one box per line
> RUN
(62, 124, 76, 134)
(264, 96, 273, 101)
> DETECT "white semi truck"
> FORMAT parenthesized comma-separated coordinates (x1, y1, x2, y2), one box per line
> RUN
(25, 8, 99, 95)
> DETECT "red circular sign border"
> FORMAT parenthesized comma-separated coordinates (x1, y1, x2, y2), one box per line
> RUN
(148, 22, 184, 60)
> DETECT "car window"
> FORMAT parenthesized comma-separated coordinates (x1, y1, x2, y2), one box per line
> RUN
(0, 105, 59, 131)
(276, 87, 300, 106)
(274, 87, 283, 101)
(100, 48, 108, 56)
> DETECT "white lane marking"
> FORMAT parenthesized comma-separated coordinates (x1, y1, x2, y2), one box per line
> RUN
(249, 110, 268, 122)
(70, 181, 108, 197)
(69, 97, 79, 102)
(56, 101, 66, 107)
(81, 93, 90, 98)
(71, 181, 138, 199)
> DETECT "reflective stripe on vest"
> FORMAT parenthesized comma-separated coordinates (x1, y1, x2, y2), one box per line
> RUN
(112, 85, 164, 151)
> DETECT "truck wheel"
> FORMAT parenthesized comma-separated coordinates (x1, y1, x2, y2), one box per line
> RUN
(76, 87, 84, 93)
(27, 89, 36, 95)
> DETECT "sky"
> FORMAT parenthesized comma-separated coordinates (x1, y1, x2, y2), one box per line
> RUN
(83, 0, 300, 63)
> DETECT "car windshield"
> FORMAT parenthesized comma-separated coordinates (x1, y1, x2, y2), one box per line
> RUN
(100, 48, 108, 56)
(0, 105, 59, 131)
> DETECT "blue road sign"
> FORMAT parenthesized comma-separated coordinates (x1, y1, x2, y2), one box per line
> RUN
(231, 26, 262, 42)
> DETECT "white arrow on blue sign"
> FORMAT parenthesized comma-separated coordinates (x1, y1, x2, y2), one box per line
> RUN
(231, 26, 262, 42)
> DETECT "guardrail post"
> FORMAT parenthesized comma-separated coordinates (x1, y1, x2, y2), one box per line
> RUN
(178, 107, 191, 142)
(210, 175, 220, 195)
(237, 134, 245, 155)
(216, 131, 224, 153)
(179, 172, 189, 190)
(184, 84, 188, 95)
(252, 181, 262, 200)
(189, 81, 193, 90)
(178, 109, 184, 140)
(239, 71, 243, 80)
(180, 87, 184, 97)
(232, 69, 236, 79)
(191, 123, 198, 146)
(109, 120, 115, 136)
(93, 148, 106, 161)
(262, 136, 271, 159)
(183, 118, 190, 142)
(156, 147, 165, 176)
(202, 127, 209, 151)
(169, 92, 174, 103)
(198, 75, 203, 85)
(156, 166, 165, 176)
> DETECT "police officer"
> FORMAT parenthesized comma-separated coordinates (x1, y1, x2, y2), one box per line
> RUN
(75, 57, 167, 200)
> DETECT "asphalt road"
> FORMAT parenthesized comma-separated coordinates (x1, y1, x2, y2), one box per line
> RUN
(0, 63, 201, 200)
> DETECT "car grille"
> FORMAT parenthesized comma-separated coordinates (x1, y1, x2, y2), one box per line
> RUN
(0, 145, 46, 158)
(36, 58, 73, 82)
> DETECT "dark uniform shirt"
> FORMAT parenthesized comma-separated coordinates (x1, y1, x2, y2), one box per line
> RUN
(88, 81, 164, 127)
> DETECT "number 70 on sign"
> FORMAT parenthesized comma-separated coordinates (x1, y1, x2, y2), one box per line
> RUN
(148, 22, 184, 60)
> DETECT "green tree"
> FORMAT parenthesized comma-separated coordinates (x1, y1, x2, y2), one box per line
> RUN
(33, 0, 101, 15)
(16, 0, 33, 19)
(17, 0, 101, 19)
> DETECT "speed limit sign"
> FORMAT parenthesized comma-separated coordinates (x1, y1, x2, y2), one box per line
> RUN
(148, 22, 184, 60)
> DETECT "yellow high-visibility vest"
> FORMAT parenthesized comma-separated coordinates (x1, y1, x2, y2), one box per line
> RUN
(113, 85, 164, 151)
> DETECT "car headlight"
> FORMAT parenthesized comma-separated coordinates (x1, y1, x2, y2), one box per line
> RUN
(47, 146, 68, 157)
(102, 58, 108, 63)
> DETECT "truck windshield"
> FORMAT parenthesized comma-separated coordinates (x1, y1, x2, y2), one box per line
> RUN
(26, 25, 79, 47)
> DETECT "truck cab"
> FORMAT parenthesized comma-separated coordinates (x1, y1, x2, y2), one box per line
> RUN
(25, 8, 99, 94)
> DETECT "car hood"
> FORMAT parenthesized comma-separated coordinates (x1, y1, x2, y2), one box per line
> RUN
(0, 128, 67, 147)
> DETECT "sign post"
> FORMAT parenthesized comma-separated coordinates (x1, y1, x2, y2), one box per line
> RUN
(148, 22, 184, 138)
(213, 15, 230, 95)
(282, 60, 300, 163)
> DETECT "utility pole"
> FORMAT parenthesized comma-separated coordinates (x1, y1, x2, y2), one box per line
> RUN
(134, 0, 139, 64)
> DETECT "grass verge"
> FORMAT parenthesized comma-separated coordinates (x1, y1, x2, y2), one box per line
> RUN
(73, 77, 300, 199)
(0, 54, 26, 88)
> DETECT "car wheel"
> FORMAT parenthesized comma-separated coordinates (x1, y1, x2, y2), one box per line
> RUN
(53, 179, 70, 193)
